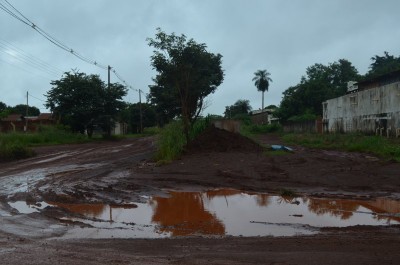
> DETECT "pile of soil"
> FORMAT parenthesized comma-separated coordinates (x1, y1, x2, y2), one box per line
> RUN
(185, 126, 263, 154)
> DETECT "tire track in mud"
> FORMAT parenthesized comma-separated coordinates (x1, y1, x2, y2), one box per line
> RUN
(0, 137, 156, 205)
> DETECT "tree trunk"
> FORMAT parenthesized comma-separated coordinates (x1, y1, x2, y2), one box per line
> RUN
(262, 91, 265, 124)
(262, 90, 264, 111)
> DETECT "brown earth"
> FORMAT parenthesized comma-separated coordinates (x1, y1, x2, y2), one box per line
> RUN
(0, 127, 400, 264)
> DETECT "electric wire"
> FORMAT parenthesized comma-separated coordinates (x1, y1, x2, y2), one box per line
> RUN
(0, 39, 64, 77)
(1, 0, 145, 96)
(0, 57, 53, 81)
(0, 0, 108, 70)
(28, 92, 46, 102)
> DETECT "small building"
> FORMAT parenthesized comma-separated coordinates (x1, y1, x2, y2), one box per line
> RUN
(0, 113, 55, 133)
(250, 108, 279, 125)
(112, 122, 128, 135)
(322, 70, 400, 137)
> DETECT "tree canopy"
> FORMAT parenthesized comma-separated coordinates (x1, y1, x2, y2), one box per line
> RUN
(0, 102, 40, 118)
(10, 104, 40, 116)
(147, 28, 224, 142)
(120, 103, 157, 133)
(0, 101, 6, 112)
(277, 59, 359, 121)
(366, 51, 400, 78)
(45, 71, 127, 137)
(224, 99, 252, 118)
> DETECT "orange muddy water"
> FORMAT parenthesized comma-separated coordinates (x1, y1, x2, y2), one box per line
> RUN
(9, 189, 400, 238)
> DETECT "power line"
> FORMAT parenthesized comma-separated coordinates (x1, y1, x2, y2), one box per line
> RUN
(0, 56, 53, 81)
(28, 92, 46, 102)
(0, 0, 108, 70)
(0, 39, 64, 77)
(1, 0, 146, 98)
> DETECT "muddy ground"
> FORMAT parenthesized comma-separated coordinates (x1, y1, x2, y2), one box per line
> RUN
(1, 128, 400, 264)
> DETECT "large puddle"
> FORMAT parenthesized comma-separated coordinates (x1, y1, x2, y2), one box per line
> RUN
(8, 189, 400, 238)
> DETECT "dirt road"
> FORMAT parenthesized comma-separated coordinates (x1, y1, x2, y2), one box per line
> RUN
(1, 130, 400, 264)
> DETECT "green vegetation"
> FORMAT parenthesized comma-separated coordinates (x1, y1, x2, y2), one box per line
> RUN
(0, 141, 34, 161)
(276, 52, 400, 123)
(155, 116, 213, 163)
(0, 126, 88, 161)
(148, 28, 224, 142)
(283, 133, 400, 161)
(240, 122, 282, 139)
(46, 71, 127, 138)
(155, 121, 186, 163)
(224, 99, 252, 119)
(253, 69, 272, 111)
(276, 59, 360, 122)
(279, 188, 298, 197)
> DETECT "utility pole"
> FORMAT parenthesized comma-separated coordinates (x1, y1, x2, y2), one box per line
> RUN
(26, 91, 29, 116)
(25, 91, 28, 132)
(107, 65, 111, 89)
(139, 89, 143, 133)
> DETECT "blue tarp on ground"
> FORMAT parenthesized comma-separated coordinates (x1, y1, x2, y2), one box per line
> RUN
(271, 145, 294, 152)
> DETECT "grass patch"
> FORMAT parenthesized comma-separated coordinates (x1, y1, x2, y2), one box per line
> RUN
(0, 125, 88, 161)
(283, 133, 400, 161)
(155, 121, 186, 162)
(240, 123, 282, 139)
(0, 141, 34, 161)
(155, 117, 214, 163)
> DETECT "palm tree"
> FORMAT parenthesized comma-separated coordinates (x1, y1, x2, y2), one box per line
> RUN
(252, 70, 272, 111)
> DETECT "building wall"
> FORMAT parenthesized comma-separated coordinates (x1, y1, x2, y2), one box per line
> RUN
(323, 81, 400, 136)
(112, 122, 128, 135)
(283, 118, 322, 134)
(212, 120, 241, 133)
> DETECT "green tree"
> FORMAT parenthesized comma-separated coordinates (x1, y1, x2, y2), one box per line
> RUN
(366, 51, 400, 78)
(0, 101, 10, 119)
(252, 69, 272, 110)
(97, 83, 127, 137)
(147, 28, 224, 142)
(224, 99, 252, 118)
(45, 71, 127, 137)
(120, 103, 157, 133)
(0, 101, 6, 112)
(265, 104, 277, 110)
(147, 83, 181, 127)
(277, 59, 359, 121)
(9, 104, 40, 116)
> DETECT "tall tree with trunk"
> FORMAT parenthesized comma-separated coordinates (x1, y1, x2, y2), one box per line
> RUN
(147, 28, 224, 143)
(252, 70, 272, 111)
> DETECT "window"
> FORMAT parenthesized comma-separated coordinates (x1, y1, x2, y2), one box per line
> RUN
(350, 95, 357, 105)
(370, 90, 379, 102)
(397, 83, 400, 96)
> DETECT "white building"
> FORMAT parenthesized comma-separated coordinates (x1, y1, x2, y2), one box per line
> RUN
(322, 70, 400, 137)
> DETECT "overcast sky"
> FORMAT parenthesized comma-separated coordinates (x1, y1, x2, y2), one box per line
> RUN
(1, 0, 399, 115)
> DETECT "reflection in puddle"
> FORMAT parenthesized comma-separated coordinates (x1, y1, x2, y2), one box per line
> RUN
(8, 201, 49, 214)
(8, 190, 400, 238)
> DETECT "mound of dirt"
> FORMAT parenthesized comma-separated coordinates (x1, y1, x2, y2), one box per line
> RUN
(185, 126, 263, 154)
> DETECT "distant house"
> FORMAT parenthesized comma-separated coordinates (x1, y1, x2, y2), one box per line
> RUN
(112, 122, 128, 135)
(322, 70, 400, 137)
(0, 113, 55, 133)
(250, 108, 279, 125)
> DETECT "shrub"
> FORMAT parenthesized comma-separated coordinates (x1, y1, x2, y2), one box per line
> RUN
(156, 116, 215, 162)
(155, 121, 186, 162)
(0, 141, 34, 161)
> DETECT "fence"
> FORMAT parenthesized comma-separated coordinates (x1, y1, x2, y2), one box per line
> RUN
(283, 118, 322, 134)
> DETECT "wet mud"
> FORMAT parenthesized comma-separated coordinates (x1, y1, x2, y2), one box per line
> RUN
(0, 132, 400, 264)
